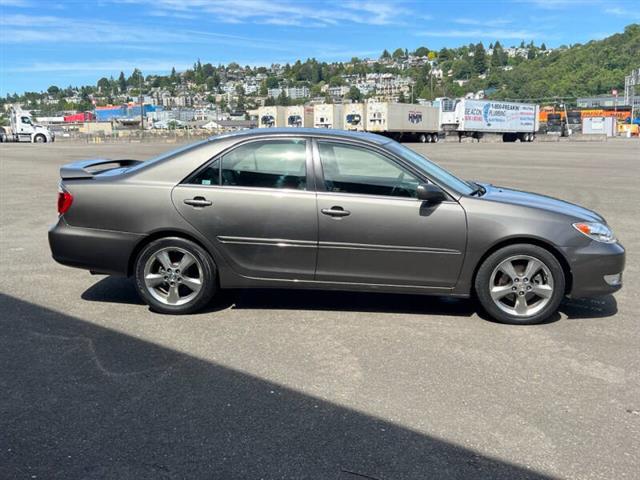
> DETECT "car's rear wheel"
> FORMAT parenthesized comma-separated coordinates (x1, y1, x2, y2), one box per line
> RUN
(475, 244, 565, 325)
(134, 237, 217, 314)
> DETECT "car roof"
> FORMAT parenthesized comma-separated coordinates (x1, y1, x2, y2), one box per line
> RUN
(207, 128, 392, 145)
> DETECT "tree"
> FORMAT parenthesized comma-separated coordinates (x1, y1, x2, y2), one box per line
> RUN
(347, 86, 362, 102)
(265, 76, 279, 89)
(473, 42, 487, 74)
(427, 51, 437, 61)
(414, 46, 429, 57)
(117, 72, 126, 93)
(328, 75, 345, 87)
(47, 85, 60, 96)
(491, 41, 505, 68)
(170, 67, 177, 83)
(380, 49, 391, 59)
(540, 42, 547, 51)
(127, 68, 144, 88)
(398, 91, 406, 103)
(392, 48, 405, 59)
(276, 90, 290, 106)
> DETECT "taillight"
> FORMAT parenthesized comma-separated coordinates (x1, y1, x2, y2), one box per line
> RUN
(57, 189, 73, 215)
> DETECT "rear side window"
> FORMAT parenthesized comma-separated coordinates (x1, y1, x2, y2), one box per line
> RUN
(221, 139, 307, 190)
(189, 159, 219, 185)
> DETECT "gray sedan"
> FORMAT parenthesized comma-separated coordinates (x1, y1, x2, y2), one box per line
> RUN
(49, 129, 624, 324)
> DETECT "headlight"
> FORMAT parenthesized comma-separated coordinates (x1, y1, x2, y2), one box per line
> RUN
(573, 222, 616, 243)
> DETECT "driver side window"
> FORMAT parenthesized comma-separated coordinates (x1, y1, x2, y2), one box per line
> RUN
(317, 141, 420, 198)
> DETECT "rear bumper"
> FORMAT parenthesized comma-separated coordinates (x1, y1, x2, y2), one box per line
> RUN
(562, 241, 625, 298)
(48, 217, 143, 276)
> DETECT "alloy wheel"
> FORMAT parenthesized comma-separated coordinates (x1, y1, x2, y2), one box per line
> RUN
(489, 255, 554, 317)
(143, 247, 203, 306)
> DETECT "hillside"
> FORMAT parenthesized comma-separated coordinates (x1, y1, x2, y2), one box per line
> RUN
(488, 24, 640, 101)
(2, 25, 638, 116)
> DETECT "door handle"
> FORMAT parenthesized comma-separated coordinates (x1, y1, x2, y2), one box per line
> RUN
(321, 206, 350, 217)
(184, 196, 212, 208)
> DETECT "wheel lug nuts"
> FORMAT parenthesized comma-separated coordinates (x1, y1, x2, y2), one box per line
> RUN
(523, 277, 528, 282)
(511, 286, 517, 291)
(518, 291, 525, 296)
(527, 286, 532, 290)
(514, 278, 519, 283)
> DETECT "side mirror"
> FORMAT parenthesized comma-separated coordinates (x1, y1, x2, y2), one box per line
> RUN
(416, 183, 446, 203)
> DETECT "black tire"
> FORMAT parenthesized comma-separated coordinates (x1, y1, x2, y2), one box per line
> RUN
(34, 134, 46, 143)
(134, 237, 218, 314)
(418, 133, 428, 143)
(474, 244, 565, 325)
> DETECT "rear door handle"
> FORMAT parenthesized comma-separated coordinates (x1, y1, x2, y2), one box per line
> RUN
(184, 196, 212, 208)
(321, 206, 350, 217)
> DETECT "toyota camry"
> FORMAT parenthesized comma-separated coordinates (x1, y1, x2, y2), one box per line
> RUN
(49, 129, 624, 324)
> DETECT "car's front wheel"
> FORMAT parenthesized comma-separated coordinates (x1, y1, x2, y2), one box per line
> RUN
(134, 237, 217, 314)
(475, 244, 565, 325)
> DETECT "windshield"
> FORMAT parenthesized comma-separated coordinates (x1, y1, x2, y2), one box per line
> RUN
(386, 142, 474, 195)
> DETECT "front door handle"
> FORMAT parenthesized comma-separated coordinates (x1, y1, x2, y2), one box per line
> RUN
(321, 206, 351, 217)
(184, 196, 212, 208)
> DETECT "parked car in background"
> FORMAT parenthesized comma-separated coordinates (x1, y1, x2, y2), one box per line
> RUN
(49, 129, 624, 324)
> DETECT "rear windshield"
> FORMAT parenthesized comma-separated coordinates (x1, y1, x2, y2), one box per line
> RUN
(126, 140, 209, 173)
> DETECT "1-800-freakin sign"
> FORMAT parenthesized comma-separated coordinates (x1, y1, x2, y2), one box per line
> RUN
(463, 100, 536, 131)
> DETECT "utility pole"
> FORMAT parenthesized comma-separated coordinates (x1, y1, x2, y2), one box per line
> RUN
(139, 73, 144, 131)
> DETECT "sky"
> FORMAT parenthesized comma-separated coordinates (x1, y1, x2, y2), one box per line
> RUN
(0, 0, 638, 94)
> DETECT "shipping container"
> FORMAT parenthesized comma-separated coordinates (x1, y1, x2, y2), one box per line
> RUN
(343, 103, 367, 131)
(285, 105, 313, 127)
(257, 106, 286, 128)
(313, 104, 343, 129)
(366, 102, 440, 142)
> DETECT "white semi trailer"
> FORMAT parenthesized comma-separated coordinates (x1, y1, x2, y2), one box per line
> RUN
(343, 103, 367, 131)
(0, 108, 55, 143)
(257, 106, 286, 128)
(314, 104, 343, 129)
(366, 102, 441, 142)
(436, 98, 539, 142)
(285, 105, 314, 127)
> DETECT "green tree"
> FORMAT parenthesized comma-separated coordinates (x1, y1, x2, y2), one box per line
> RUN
(392, 48, 405, 59)
(380, 49, 391, 59)
(473, 43, 487, 74)
(347, 86, 362, 102)
(118, 71, 127, 93)
(414, 46, 429, 57)
(491, 41, 505, 68)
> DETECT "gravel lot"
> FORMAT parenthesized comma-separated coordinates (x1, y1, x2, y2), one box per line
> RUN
(1, 139, 638, 479)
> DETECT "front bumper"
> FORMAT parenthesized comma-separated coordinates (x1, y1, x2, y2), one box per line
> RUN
(48, 217, 143, 276)
(562, 241, 625, 298)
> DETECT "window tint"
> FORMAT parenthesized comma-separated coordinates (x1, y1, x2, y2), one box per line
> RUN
(221, 139, 307, 190)
(189, 159, 219, 185)
(318, 141, 420, 198)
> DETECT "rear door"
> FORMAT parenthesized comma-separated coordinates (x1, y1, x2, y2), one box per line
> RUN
(172, 137, 318, 280)
(314, 139, 466, 287)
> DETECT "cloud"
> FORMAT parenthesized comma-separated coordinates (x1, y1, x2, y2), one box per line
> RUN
(119, 0, 407, 26)
(3, 60, 193, 74)
(605, 7, 640, 20)
(454, 17, 512, 27)
(0, 14, 309, 51)
(0, 0, 33, 6)
(416, 29, 540, 40)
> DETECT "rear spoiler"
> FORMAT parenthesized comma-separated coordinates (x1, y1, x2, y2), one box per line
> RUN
(60, 158, 143, 179)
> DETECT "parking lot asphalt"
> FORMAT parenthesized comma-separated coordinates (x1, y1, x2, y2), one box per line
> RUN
(1, 139, 639, 479)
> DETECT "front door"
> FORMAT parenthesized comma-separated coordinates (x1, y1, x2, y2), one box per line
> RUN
(314, 140, 466, 288)
(172, 137, 318, 280)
